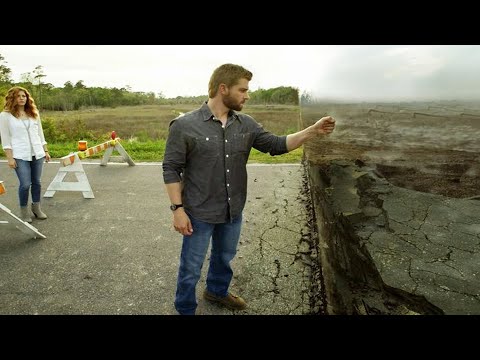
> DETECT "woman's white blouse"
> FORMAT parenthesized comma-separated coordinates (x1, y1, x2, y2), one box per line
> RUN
(0, 111, 47, 161)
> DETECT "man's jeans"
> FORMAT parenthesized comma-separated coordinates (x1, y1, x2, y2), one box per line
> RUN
(14, 157, 45, 207)
(174, 213, 242, 315)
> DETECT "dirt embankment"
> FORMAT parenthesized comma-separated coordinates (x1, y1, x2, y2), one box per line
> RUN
(303, 102, 480, 199)
(301, 101, 480, 314)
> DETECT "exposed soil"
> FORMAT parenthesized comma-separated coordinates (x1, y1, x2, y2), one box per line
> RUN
(374, 153, 480, 198)
(302, 102, 480, 199)
(307, 144, 480, 199)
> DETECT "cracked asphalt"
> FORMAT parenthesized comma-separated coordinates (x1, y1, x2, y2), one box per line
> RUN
(0, 161, 313, 315)
(307, 159, 480, 315)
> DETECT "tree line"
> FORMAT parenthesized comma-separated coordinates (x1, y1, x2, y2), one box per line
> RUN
(0, 53, 300, 110)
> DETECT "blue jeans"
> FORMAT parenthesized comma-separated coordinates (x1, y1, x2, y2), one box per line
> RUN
(174, 213, 243, 315)
(14, 157, 45, 207)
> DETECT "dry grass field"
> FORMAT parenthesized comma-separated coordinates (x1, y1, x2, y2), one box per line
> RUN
(42, 104, 301, 142)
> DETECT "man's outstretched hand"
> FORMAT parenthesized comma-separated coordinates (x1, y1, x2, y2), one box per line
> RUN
(312, 116, 336, 135)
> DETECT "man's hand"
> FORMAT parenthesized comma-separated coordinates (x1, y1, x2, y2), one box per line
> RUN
(286, 115, 336, 151)
(173, 209, 193, 236)
(311, 116, 335, 135)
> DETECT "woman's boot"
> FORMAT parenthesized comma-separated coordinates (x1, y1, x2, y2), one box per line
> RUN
(20, 206, 33, 223)
(31, 202, 47, 220)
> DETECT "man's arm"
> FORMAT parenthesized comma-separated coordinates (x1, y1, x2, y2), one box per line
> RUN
(165, 182, 183, 206)
(286, 116, 335, 152)
(164, 182, 193, 236)
(163, 119, 193, 236)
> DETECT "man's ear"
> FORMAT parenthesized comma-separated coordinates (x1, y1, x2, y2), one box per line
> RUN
(219, 83, 228, 95)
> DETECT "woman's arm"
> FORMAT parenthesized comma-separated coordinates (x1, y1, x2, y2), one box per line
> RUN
(0, 112, 12, 150)
(0, 113, 16, 168)
(37, 114, 50, 161)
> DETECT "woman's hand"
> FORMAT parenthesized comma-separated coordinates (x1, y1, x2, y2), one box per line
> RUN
(7, 158, 16, 169)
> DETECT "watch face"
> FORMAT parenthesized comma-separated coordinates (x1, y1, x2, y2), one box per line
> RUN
(170, 204, 177, 211)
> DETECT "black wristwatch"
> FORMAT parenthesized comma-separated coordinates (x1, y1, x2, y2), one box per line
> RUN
(170, 204, 183, 211)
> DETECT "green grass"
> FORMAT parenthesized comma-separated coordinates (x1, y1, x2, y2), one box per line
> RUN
(248, 147, 303, 163)
(0, 140, 303, 163)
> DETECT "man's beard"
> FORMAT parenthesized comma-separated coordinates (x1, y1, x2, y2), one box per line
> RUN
(223, 94, 243, 112)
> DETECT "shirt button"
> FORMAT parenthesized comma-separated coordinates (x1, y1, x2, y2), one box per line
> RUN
(226, 154, 229, 158)
(227, 169, 230, 173)
(225, 139, 228, 143)
(227, 184, 230, 187)
(228, 197, 231, 201)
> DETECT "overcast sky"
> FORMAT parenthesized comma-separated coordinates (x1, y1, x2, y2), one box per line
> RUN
(1, 45, 479, 101)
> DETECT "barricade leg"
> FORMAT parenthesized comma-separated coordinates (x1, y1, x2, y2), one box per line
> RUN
(44, 154, 95, 199)
(100, 142, 135, 166)
(1, 181, 46, 239)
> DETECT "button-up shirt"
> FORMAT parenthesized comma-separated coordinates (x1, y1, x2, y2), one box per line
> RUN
(0, 111, 48, 160)
(162, 102, 288, 223)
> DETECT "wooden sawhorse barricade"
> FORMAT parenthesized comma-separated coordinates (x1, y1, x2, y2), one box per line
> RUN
(0, 181, 46, 239)
(44, 138, 135, 199)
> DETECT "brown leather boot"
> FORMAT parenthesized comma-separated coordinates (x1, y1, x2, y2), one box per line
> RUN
(203, 290, 247, 310)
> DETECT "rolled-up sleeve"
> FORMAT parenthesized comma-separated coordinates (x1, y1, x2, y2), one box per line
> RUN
(162, 119, 186, 184)
(0, 112, 12, 150)
(252, 123, 288, 156)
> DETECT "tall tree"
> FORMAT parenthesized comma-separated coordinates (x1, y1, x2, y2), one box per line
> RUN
(75, 80, 86, 89)
(33, 65, 46, 109)
(20, 72, 34, 84)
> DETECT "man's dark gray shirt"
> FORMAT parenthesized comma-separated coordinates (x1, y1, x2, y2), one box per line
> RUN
(162, 102, 288, 224)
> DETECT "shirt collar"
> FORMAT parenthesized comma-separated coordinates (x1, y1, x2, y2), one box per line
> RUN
(200, 101, 241, 123)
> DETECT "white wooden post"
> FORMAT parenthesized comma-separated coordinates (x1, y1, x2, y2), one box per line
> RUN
(43, 153, 95, 199)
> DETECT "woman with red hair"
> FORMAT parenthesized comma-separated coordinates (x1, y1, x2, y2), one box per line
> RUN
(0, 86, 51, 222)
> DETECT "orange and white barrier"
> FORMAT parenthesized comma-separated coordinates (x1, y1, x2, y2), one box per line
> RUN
(79, 139, 116, 159)
(60, 138, 135, 167)
(44, 133, 134, 199)
(61, 139, 115, 166)
(60, 153, 77, 167)
(0, 180, 46, 239)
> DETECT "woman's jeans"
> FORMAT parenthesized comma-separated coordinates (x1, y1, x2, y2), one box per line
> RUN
(174, 213, 242, 315)
(14, 157, 45, 207)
